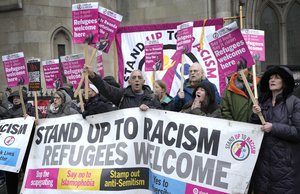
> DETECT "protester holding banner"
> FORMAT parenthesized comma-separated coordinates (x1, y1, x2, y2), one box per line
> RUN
(173, 62, 221, 111)
(251, 66, 300, 194)
(46, 90, 79, 118)
(181, 81, 221, 118)
(6, 89, 41, 194)
(153, 80, 174, 110)
(221, 66, 260, 122)
(0, 92, 8, 119)
(82, 84, 117, 118)
(86, 67, 161, 110)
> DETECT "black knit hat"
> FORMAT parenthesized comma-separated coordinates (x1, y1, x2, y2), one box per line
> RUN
(260, 66, 295, 96)
(8, 90, 27, 103)
(193, 81, 216, 104)
(103, 76, 120, 88)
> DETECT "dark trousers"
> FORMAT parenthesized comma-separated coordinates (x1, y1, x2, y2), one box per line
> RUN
(5, 172, 19, 194)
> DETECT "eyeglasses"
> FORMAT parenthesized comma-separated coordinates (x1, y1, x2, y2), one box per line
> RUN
(53, 96, 61, 100)
(131, 75, 143, 80)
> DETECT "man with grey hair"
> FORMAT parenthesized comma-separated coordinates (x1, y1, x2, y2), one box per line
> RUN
(85, 67, 161, 111)
(173, 62, 221, 111)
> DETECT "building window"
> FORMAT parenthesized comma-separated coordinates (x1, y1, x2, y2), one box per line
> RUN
(287, 1, 300, 66)
(260, 5, 280, 68)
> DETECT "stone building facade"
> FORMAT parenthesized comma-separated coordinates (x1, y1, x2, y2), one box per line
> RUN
(0, 0, 299, 92)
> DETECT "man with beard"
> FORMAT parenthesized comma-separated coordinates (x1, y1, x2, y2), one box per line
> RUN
(173, 62, 221, 111)
(85, 67, 161, 111)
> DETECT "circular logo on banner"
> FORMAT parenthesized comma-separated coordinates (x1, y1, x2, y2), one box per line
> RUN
(225, 133, 256, 161)
(4, 136, 15, 146)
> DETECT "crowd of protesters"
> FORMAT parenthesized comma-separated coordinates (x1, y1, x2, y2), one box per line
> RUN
(0, 62, 299, 194)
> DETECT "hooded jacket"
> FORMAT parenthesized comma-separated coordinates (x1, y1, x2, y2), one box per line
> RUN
(221, 72, 260, 122)
(250, 66, 300, 194)
(181, 82, 221, 118)
(46, 90, 79, 118)
(173, 78, 221, 112)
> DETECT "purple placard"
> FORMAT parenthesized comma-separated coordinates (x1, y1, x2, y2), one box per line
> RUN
(96, 51, 104, 78)
(206, 22, 254, 76)
(60, 54, 85, 89)
(145, 40, 164, 71)
(72, 2, 99, 44)
(25, 168, 58, 189)
(2, 52, 29, 87)
(98, 6, 123, 53)
(241, 29, 265, 61)
(172, 22, 193, 63)
(42, 59, 63, 90)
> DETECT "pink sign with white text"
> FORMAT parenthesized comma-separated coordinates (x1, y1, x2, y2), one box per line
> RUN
(98, 6, 123, 53)
(60, 54, 85, 89)
(42, 59, 63, 90)
(2, 52, 29, 87)
(207, 22, 254, 76)
(242, 29, 265, 61)
(145, 40, 164, 71)
(72, 2, 99, 44)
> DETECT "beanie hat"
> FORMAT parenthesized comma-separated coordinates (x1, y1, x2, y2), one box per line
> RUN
(103, 76, 120, 88)
(89, 84, 99, 94)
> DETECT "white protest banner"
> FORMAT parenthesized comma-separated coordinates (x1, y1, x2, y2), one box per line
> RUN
(98, 6, 123, 53)
(72, 2, 99, 44)
(60, 54, 85, 89)
(116, 19, 228, 95)
(21, 109, 263, 194)
(0, 117, 35, 173)
(241, 29, 265, 61)
(145, 40, 164, 71)
(42, 59, 63, 90)
(2, 52, 29, 87)
(206, 22, 254, 76)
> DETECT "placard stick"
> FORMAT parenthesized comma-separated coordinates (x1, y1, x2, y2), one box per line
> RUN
(84, 47, 97, 100)
(252, 64, 258, 98)
(78, 89, 85, 112)
(34, 91, 39, 119)
(239, 69, 265, 124)
(114, 40, 117, 80)
(18, 85, 26, 116)
(240, 6, 243, 29)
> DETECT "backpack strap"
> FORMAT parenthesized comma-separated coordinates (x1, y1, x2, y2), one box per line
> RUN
(286, 95, 297, 125)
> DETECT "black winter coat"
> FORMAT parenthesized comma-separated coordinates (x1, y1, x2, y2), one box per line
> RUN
(89, 74, 161, 109)
(7, 103, 42, 118)
(250, 94, 300, 194)
(83, 95, 117, 118)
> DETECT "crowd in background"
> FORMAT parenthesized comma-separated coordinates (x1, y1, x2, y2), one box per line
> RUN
(0, 62, 300, 194)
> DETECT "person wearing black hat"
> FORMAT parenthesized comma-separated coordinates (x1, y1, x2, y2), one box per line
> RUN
(181, 81, 221, 118)
(251, 66, 300, 194)
(5, 90, 42, 194)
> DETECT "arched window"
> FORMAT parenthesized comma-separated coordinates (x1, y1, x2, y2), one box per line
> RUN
(260, 5, 280, 67)
(287, 0, 300, 66)
(51, 27, 72, 83)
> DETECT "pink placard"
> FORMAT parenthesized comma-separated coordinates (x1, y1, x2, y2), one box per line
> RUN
(2, 52, 29, 87)
(172, 22, 194, 63)
(98, 6, 123, 53)
(207, 22, 254, 76)
(72, 2, 99, 44)
(242, 29, 265, 61)
(25, 168, 58, 189)
(145, 40, 164, 71)
(60, 54, 85, 89)
(42, 59, 63, 89)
